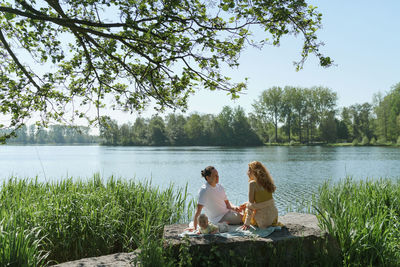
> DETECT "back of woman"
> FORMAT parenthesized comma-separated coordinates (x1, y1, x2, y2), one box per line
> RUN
(243, 161, 278, 229)
(253, 181, 273, 203)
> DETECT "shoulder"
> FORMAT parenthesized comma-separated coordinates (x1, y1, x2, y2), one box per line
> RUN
(249, 180, 257, 188)
(198, 183, 208, 191)
(198, 183, 208, 196)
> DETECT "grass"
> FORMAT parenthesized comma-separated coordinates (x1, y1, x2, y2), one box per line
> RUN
(0, 174, 194, 266)
(2, 175, 400, 266)
(314, 178, 400, 266)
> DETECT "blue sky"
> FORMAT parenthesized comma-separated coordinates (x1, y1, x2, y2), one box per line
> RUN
(5, 0, 399, 126)
(171, 0, 400, 118)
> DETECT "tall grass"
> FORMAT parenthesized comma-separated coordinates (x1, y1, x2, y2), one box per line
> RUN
(315, 178, 400, 266)
(0, 174, 194, 266)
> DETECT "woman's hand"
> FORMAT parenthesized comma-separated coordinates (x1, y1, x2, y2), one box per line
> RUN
(240, 224, 250, 230)
(231, 205, 241, 212)
(238, 203, 247, 212)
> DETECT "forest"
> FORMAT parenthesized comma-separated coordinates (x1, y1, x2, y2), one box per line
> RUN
(3, 83, 400, 146)
(99, 83, 400, 146)
(2, 125, 98, 144)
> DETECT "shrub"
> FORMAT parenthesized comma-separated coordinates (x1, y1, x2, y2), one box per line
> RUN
(315, 178, 400, 266)
(377, 137, 387, 145)
(352, 138, 359, 146)
(361, 136, 369, 145)
(370, 137, 376, 145)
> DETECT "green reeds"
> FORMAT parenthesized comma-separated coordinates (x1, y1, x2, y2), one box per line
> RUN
(0, 174, 193, 266)
(314, 178, 400, 266)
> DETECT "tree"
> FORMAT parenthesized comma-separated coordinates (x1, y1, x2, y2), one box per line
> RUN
(147, 115, 167, 145)
(373, 92, 389, 141)
(0, 0, 332, 142)
(49, 124, 65, 143)
(15, 124, 28, 143)
(231, 106, 261, 146)
(386, 83, 400, 141)
(119, 123, 133, 145)
(99, 116, 119, 145)
(281, 86, 297, 142)
(290, 87, 307, 143)
(346, 103, 373, 141)
(131, 117, 148, 145)
(358, 103, 373, 139)
(320, 111, 337, 143)
(303, 88, 317, 143)
(184, 113, 204, 145)
(165, 113, 187, 145)
(215, 106, 234, 145)
(340, 107, 352, 141)
(313, 86, 337, 141)
(336, 119, 349, 141)
(253, 86, 284, 142)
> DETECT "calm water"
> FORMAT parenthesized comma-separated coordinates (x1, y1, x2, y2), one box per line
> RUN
(1, 145, 400, 214)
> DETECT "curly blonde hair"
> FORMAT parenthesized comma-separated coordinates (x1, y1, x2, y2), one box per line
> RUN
(248, 161, 276, 193)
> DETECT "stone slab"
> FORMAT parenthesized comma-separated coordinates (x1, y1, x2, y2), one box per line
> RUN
(163, 212, 341, 266)
(52, 212, 341, 266)
(52, 251, 139, 267)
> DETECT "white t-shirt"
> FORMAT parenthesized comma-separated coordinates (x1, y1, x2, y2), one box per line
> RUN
(197, 183, 229, 224)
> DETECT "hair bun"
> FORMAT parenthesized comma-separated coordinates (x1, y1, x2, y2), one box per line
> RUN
(201, 166, 215, 179)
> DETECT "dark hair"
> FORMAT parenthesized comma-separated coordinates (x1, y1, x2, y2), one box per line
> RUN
(201, 166, 215, 180)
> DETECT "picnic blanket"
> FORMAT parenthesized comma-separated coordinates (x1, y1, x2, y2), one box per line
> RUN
(179, 222, 282, 238)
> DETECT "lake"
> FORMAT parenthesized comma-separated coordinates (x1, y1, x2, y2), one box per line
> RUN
(1, 145, 400, 214)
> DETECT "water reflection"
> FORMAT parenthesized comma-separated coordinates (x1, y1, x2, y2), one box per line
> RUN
(1, 145, 399, 214)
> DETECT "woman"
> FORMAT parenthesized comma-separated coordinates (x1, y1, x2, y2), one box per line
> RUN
(192, 166, 242, 231)
(241, 161, 278, 230)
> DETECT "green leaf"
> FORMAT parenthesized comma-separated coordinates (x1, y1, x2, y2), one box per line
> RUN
(4, 12, 15, 20)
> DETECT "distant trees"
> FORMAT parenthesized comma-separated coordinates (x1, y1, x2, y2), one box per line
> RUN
(2, 125, 97, 144)
(4, 83, 400, 146)
(250, 83, 400, 144)
(252, 86, 284, 142)
(252, 86, 338, 143)
(99, 106, 262, 146)
(373, 83, 400, 143)
(97, 83, 400, 146)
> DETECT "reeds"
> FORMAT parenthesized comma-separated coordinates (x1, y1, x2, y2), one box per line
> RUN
(315, 177, 400, 266)
(0, 174, 193, 266)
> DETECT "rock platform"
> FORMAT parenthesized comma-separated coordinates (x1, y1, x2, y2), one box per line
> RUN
(163, 212, 341, 266)
(53, 212, 340, 266)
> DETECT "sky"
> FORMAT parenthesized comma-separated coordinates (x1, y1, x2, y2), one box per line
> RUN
(2, 0, 399, 127)
(110, 0, 400, 122)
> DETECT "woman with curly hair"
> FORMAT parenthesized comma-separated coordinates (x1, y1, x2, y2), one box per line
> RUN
(240, 161, 278, 230)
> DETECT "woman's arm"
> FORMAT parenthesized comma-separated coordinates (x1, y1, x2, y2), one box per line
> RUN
(193, 204, 203, 230)
(242, 182, 256, 228)
(248, 181, 256, 203)
(224, 200, 241, 212)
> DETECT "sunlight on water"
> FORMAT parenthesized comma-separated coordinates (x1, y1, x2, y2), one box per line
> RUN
(1, 145, 400, 214)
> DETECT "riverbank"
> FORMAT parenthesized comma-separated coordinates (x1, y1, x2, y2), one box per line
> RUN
(0, 175, 194, 266)
(264, 142, 400, 147)
(1, 176, 399, 266)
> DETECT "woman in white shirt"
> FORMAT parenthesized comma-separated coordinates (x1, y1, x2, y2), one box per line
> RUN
(192, 166, 242, 230)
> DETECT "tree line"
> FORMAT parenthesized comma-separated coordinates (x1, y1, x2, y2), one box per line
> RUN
(4, 83, 399, 146)
(99, 83, 400, 146)
(99, 106, 262, 146)
(2, 125, 98, 144)
(250, 83, 400, 145)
